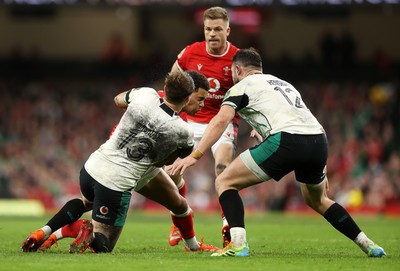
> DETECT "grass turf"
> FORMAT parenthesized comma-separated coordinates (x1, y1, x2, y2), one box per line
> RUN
(0, 212, 398, 271)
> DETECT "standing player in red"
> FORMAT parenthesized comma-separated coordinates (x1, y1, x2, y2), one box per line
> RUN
(169, 6, 239, 248)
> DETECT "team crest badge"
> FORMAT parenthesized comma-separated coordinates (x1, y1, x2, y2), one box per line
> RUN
(223, 66, 231, 76)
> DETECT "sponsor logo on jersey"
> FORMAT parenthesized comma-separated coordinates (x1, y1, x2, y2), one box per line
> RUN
(208, 78, 220, 93)
(100, 206, 109, 215)
(197, 63, 203, 70)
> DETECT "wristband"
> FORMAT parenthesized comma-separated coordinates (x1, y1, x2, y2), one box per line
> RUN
(190, 149, 204, 160)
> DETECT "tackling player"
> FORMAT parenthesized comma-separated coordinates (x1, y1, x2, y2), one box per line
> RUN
(171, 48, 386, 258)
(24, 70, 211, 252)
(21, 72, 219, 254)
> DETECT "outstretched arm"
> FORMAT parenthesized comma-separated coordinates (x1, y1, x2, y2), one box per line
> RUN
(169, 105, 235, 175)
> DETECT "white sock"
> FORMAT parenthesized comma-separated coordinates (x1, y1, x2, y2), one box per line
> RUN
(183, 237, 200, 250)
(230, 227, 246, 248)
(41, 225, 52, 239)
(52, 228, 63, 240)
(354, 232, 374, 254)
(222, 216, 228, 227)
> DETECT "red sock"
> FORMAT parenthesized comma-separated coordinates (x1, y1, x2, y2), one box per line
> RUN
(61, 219, 84, 238)
(178, 182, 187, 198)
(171, 212, 195, 239)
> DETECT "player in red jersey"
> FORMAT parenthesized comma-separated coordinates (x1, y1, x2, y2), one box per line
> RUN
(169, 6, 239, 248)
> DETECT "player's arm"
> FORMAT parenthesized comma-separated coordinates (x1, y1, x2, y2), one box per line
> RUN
(114, 91, 129, 109)
(171, 47, 186, 73)
(195, 105, 234, 155)
(171, 60, 182, 74)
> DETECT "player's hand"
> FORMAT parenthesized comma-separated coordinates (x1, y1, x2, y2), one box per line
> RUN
(168, 155, 198, 176)
(250, 129, 263, 143)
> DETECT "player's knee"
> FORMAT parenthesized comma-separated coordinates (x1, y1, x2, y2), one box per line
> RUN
(171, 197, 189, 215)
(90, 232, 112, 253)
(215, 163, 227, 176)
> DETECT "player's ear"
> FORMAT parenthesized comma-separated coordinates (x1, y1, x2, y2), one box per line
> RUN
(235, 65, 241, 76)
(226, 27, 231, 37)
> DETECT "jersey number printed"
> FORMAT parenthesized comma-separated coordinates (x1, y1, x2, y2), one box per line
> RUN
(119, 129, 153, 162)
(274, 86, 304, 109)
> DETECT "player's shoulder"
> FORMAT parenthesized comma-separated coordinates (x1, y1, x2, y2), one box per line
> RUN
(136, 87, 157, 96)
(127, 87, 158, 102)
(227, 42, 240, 56)
(180, 41, 206, 56)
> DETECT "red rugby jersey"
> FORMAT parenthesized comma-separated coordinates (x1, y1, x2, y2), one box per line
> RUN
(176, 41, 239, 124)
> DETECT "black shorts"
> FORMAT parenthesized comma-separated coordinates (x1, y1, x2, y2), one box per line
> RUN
(80, 167, 131, 227)
(245, 132, 328, 184)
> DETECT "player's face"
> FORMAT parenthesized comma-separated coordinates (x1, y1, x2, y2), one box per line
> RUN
(181, 88, 208, 115)
(204, 18, 230, 55)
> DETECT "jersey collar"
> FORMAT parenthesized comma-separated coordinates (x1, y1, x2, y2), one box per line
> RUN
(159, 98, 179, 117)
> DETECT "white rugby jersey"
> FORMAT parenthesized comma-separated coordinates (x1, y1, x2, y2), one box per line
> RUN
(85, 87, 194, 192)
(222, 74, 324, 140)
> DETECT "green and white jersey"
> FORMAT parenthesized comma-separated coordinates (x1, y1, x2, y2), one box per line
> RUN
(222, 74, 324, 140)
(85, 87, 194, 192)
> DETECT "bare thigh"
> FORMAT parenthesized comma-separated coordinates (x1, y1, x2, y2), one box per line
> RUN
(213, 143, 235, 176)
(137, 170, 188, 214)
(215, 156, 265, 196)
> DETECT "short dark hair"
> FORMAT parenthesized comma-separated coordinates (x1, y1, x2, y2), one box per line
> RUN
(232, 48, 262, 69)
(186, 70, 210, 92)
(164, 72, 195, 103)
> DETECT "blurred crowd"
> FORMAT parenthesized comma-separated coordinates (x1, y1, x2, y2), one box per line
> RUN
(0, 67, 399, 215)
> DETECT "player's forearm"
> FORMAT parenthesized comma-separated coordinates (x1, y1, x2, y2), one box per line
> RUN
(195, 116, 230, 155)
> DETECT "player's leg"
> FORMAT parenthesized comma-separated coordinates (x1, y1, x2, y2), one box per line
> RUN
(21, 197, 89, 252)
(166, 169, 186, 246)
(68, 167, 130, 253)
(212, 154, 266, 257)
(211, 122, 236, 247)
(137, 170, 219, 252)
(21, 167, 93, 253)
(296, 133, 386, 257)
(85, 221, 123, 253)
(301, 179, 386, 257)
(37, 219, 91, 252)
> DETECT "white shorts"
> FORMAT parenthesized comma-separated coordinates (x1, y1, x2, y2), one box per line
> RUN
(188, 120, 236, 155)
(134, 166, 161, 192)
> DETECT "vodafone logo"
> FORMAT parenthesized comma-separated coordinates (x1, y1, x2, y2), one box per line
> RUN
(208, 78, 220, 93)
(100, 206, 109, 215)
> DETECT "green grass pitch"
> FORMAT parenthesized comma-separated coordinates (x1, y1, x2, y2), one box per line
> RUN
(0, 212, 398, 271)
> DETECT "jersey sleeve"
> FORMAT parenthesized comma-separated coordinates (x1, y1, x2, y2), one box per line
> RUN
(178, 123, 194, 157)
(176, 46, 190, 70)
(125, 87, 156, 104)
(222, 83, 249, 112)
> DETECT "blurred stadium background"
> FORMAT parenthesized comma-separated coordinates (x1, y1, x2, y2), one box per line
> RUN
(0, 1, 399, 216)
